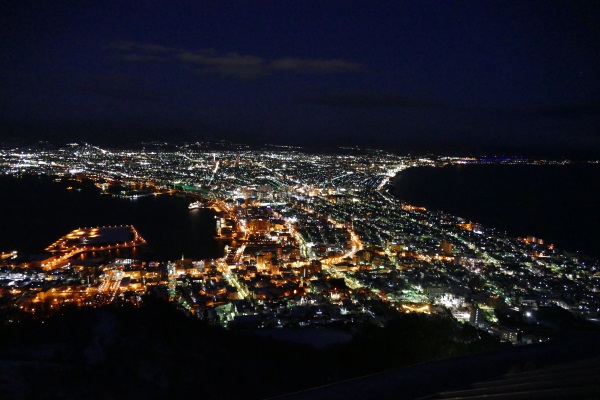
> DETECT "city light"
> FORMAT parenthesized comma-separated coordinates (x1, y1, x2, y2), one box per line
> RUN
(0, 144, 597, 345)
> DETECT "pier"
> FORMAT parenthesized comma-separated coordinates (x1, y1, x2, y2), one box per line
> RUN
(42, 225, 146, 270)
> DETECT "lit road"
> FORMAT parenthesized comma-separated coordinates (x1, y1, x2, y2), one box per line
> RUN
(98, 269, 123, 302)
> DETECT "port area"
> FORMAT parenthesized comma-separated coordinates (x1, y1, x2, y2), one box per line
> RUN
(42, 225, 146, 270)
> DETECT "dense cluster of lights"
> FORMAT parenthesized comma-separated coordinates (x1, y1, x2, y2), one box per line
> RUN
(0, 142, 597, 343)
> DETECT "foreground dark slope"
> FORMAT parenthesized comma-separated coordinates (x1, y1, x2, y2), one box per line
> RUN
(0, 299, 507, 399)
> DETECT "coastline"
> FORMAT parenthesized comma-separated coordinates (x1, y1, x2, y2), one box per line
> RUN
(0, 175, 223, 261)
(389, 163, 600, 258)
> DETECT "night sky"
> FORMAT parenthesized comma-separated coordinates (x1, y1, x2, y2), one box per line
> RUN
(1, 1, 599, 154)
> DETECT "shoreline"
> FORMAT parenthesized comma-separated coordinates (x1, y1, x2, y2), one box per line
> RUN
(388, 163, 600, 259)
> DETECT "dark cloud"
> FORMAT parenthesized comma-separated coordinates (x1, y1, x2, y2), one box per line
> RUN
(111, 41, 176, 54)
(522, 103, 600, 118)
(120, 54, 161, 62)
(269, 58, 360, 74)
(307, 93, 441, 108)
(111, 41, 360, 80)
(484, 102, 600, 120)
(177, 51, 265, 79)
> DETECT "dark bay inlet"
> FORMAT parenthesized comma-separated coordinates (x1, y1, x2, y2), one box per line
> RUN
(0, 175, 223, 261)
(391, 163, 600, 258)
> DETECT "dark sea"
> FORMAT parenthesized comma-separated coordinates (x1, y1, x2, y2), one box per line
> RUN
(0, 175, 223, 261)
(391, 163, 600, 258)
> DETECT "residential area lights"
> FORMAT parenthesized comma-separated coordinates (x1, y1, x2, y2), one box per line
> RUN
(0, 143, 597, 344)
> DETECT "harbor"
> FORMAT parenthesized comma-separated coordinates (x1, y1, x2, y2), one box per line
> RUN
(42, 225, 146, 270)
